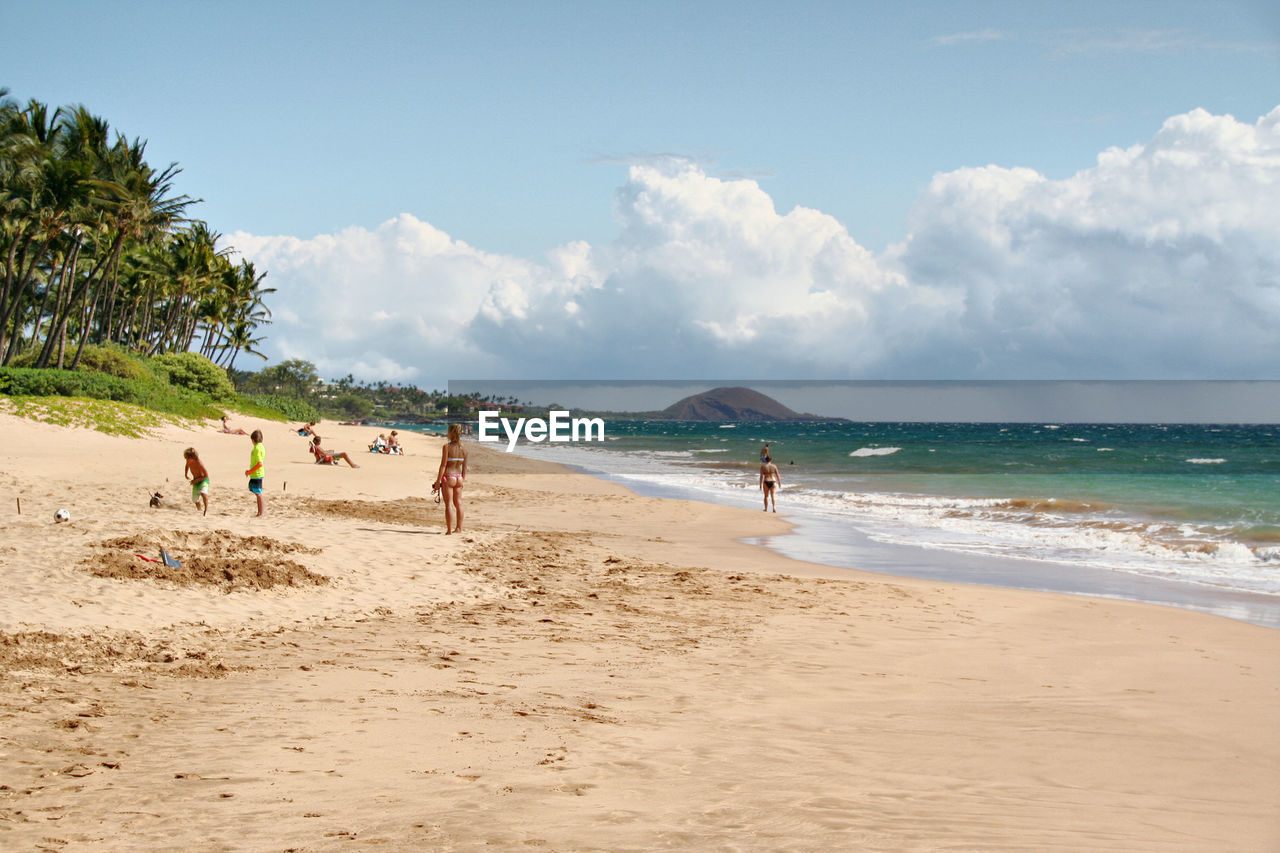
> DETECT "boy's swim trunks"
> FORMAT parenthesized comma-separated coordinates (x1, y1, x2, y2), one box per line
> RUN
(191, 477, 210, 503)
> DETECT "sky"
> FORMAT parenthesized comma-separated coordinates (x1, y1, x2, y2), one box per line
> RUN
(5, 0, 1280, 391)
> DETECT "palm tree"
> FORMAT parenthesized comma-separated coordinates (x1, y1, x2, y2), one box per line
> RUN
(221, 260, 273, 368)
(223, 318, 268, 371)
(90, 129, 196, 345)
(0, 103, 105, 366)
(1, 93, 271, 373)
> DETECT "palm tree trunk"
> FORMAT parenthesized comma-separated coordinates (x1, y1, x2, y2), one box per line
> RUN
(135, 278, 156, 349)
(36, 238, 82, 367)
(0, 231, 52, 365)
(68, 279, 101, 369)
(52, 235, 115, 369)
(151, 291, 185, 355)
(98, 241, 125, 343)
(16, 248, 63, 363)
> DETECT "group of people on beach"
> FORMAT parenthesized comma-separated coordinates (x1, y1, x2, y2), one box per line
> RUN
(185, 416, 468, 533)
(369, 431, 403, 454)
(195, 416, 775, 529)
(182, 427, 266, 518)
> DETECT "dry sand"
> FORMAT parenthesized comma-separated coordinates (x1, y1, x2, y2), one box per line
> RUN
(0, 410, 1277, 851)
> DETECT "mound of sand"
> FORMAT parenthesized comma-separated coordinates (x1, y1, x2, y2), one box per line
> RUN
(86, 529, 327, 591)
(0, 629, 232, 678)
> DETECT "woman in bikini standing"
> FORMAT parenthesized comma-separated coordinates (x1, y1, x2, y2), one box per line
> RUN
(759, 454, 781, 513)
(434, 423, 468, 534)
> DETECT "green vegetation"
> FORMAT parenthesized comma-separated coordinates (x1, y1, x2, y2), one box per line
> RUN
(0, 395, 198, 437)
(227, 362, 540, 422)
(0, 365, 218, 417)
(9, 342, 153, 380)
(231, 363, 449, 421)
(1, 90, 272, 372)
(233, 359, 320, 399)
(152, 351, 237, 402)
(237, 393, 321, 423)
(0, 346, 553, 436)
(0, 346, 301, 435)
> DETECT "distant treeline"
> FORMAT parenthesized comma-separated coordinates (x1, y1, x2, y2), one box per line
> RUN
(229, 358, 538, 421)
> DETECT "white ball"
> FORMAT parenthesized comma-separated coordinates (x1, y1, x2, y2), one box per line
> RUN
(54, 508, 70, 523)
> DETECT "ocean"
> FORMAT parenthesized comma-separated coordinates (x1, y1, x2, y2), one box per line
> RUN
(455, 419, 1280, 628)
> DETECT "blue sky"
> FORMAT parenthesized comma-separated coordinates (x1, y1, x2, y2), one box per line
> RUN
(5, 1, 1280, 384)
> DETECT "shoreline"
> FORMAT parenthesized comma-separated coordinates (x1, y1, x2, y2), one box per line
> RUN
(508, 445, 1280, 630)
(1, 411, 1278, 849)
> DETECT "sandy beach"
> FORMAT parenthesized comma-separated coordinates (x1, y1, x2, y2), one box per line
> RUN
(1, 409, 1277, 851)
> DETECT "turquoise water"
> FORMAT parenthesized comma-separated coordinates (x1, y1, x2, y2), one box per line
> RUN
(480, 420, 1280, 600)
(595, 421, 1278, 527)
(390, 418, 1280, 623)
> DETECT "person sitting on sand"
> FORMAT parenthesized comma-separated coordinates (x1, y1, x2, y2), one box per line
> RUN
(387, 430, 403, 455)
(183, 447, 210, 516)
(296, 421, 317, 437)
(433, 423, 467, 534)
(759, 454, 780, 513)
(220, 416, 249, 436)
(310, 435, 360, 468)
(370, 434, 388, 453)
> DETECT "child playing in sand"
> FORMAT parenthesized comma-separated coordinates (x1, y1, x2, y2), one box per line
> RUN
(245, 430, 265, 517)
(183, 447, 210, 516)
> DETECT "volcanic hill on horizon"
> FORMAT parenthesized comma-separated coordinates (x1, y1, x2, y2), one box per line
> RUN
(654, 386, 844, 422)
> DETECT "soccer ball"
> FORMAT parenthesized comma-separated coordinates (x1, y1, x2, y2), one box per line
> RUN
(54, 508, 70, 523)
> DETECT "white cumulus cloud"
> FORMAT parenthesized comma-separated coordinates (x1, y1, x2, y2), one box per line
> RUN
(230, 106, 1280, 384)
(892, 105, 1280, 376)
(228, 214, 538, 381)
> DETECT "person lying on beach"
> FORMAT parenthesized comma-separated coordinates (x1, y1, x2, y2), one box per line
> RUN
(183, 447, 210, 516)
(311, 435, 360, 468)
(759, 454, 780, 513)
(219, 416, 249, 436)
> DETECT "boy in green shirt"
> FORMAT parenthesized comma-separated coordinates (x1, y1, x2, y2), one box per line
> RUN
(245, 429, 265, 517)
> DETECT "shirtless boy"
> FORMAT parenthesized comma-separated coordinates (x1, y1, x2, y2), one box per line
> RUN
(184, 447, 211, 516)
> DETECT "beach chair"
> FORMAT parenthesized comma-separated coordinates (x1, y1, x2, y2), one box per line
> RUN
(310, 443, 337, 465)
